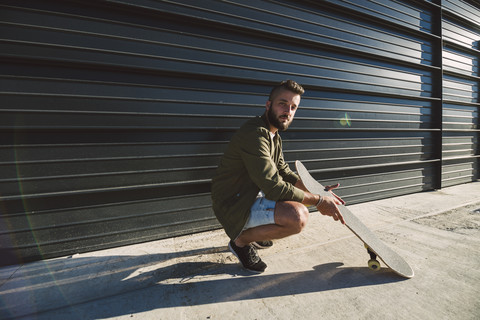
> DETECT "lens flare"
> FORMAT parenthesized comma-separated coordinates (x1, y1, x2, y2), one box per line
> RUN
(339, 113, 351, 127)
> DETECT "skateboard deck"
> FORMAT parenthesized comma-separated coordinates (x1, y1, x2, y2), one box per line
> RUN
(295, 160, 414, 278)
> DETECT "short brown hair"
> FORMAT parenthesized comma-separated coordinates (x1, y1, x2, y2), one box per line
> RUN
(268, 80, 305, 101)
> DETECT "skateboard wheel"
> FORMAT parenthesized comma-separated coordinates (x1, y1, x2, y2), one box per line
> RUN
(368, 259, 381, 271)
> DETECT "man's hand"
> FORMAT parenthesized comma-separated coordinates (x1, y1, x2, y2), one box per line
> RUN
(317, 183, 345, 224)
(324, 183, 345, 205)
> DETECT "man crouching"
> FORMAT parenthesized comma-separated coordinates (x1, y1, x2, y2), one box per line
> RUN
(211, 80, 345, 273)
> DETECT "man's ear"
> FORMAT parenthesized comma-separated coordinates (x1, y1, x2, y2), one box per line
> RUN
(265, 100, 271, 110)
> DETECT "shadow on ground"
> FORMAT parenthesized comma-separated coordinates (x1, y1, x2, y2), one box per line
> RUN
(0, 246, 405, 319)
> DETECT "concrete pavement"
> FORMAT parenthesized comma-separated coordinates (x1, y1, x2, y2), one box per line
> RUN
(1, 182, 479, 319)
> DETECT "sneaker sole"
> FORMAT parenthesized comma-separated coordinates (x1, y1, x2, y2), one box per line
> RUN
(228, 242, 266, 274)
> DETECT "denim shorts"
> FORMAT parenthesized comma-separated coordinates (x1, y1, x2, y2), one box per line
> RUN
(242, 196, 277, 230)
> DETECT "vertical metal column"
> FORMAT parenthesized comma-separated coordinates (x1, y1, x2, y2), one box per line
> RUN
(432, 0, 444, 189)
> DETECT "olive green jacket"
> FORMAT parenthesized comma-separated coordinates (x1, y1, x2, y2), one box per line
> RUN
(211, 114, 305, 240)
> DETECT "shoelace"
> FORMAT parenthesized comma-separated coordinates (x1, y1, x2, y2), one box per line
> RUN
(246, 245, 260, 264)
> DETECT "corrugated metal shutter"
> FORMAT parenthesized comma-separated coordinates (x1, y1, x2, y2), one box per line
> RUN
(0, 0, 478, 266)
(441, 0, 479, 186)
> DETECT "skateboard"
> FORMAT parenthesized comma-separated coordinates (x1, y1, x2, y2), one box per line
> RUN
(295, 160, 414, 278)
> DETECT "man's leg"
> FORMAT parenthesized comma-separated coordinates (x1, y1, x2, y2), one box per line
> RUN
(234, 201, 309, 247)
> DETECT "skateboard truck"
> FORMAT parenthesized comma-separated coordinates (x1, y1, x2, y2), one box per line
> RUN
(364, 243, 381, 271)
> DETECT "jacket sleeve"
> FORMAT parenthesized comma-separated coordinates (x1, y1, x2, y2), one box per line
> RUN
(239, 128, 304, 202)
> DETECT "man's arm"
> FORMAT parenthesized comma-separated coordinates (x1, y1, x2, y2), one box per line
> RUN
(240, 130, 304, 202)
(294, 180, 346, 224)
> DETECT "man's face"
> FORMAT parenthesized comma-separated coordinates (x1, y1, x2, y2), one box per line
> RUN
(266, 90, 301, 132)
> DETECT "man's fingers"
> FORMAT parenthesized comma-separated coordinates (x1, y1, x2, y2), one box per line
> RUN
(325, 183, 346, 205)
(331, 192, 345, 204)
(324, 183, 340, 191)
(337, 210, 345, 225)
(332, 210, 345, 224)
(318, 196, 346, 224)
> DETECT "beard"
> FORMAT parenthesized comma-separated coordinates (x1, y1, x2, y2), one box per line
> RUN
(267, 107, 291, 131)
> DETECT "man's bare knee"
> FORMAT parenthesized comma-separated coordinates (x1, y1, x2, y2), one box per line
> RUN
(293, 204, 309, 233)
(276, 201, 309, 234)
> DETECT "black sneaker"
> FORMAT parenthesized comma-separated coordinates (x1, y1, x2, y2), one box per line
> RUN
(228, 240, 267, 273)
(252, 240, 273, 249)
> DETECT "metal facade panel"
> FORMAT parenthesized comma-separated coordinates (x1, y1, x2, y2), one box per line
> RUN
(441, 0, 479, 188)
(0, 0, 478, 266)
